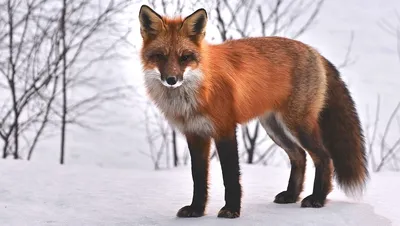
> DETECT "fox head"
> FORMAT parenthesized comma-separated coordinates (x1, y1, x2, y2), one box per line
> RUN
(139, 5, 207, 89)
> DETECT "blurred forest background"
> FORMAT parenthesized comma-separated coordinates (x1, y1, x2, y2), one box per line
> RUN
(0, 0, 399, 173)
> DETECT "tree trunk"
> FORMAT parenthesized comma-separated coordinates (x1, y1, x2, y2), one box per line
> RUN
(172, 129, 178, 167)
(60, 0, 67, 165)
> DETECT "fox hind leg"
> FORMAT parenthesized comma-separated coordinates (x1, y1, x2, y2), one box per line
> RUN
(295, 124, 333, 208)
(258, 113, 307, 204)
(276, 112, 333, 208)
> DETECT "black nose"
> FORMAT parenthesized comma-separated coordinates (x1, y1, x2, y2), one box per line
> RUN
(166, 76, 177, 85)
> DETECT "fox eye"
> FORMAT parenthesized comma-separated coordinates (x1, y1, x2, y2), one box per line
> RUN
(180, 54, 193, 63)
(150, 53, 166, 61)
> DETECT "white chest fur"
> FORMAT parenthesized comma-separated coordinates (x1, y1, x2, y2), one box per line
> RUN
(143, 68, 215, 137)
(167, 114, 214, 137)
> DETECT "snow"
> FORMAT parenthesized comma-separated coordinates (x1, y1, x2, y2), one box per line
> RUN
(0, 159, 396, 226)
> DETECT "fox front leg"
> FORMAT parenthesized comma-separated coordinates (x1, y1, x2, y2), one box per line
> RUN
(176, 134, 211, 218)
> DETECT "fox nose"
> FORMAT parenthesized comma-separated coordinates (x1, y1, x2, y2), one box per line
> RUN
(166, 76, 177, 85)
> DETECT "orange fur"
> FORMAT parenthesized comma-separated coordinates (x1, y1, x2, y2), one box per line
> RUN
(197, 38, 312, 137)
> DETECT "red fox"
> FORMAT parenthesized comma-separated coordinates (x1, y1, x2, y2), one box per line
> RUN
(138, 5, 369, 219)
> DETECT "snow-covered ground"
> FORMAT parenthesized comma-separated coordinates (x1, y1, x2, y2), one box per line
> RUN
(0, 159, 397, 226)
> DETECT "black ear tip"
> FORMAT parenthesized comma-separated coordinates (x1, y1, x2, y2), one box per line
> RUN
(140, 4, 150, 10)
(140, 5, 154, 14)
(139, 4, 163, 20)
(198, 8, 208, 18)
(189, 8, 207, 19)
(139, 5, 148, 16)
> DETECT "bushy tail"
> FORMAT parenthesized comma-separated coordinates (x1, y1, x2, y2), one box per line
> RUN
(319, 57, 369, 198)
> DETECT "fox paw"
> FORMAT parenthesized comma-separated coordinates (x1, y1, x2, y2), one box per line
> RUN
(217, 206, 240, 218)
(274, 190, 299, 204)
(301, 195, 325, 208)
(176, 205, 204, 218)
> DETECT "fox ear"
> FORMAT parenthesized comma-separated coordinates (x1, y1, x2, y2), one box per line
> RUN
(181, 8, 208, 41)
(139, 5, 164, 40)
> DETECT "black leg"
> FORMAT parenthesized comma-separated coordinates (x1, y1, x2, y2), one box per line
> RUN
(274, 150, 306, 203)
(176, 134, 211, 218)
(296, 126, 333, 208)
(259, 113, 307, 204)
(215, 127, 242, 218)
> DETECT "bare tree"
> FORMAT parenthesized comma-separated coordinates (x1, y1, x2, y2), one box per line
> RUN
(60, 0, 68, 164)
(364, 11, 400, 172)
(241, 123, 260, 164)
(337, 30, 356, 69)
(56, 0, 134, 164)
(140, 100, 173, 170)
(0, 0, 135, 162)
(212, 0, 325, 40)
(375, 102, 400, 172)
(364, 95, 380, 170)
(0, 0, 61, 159)
(365, 96, 400, 172)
